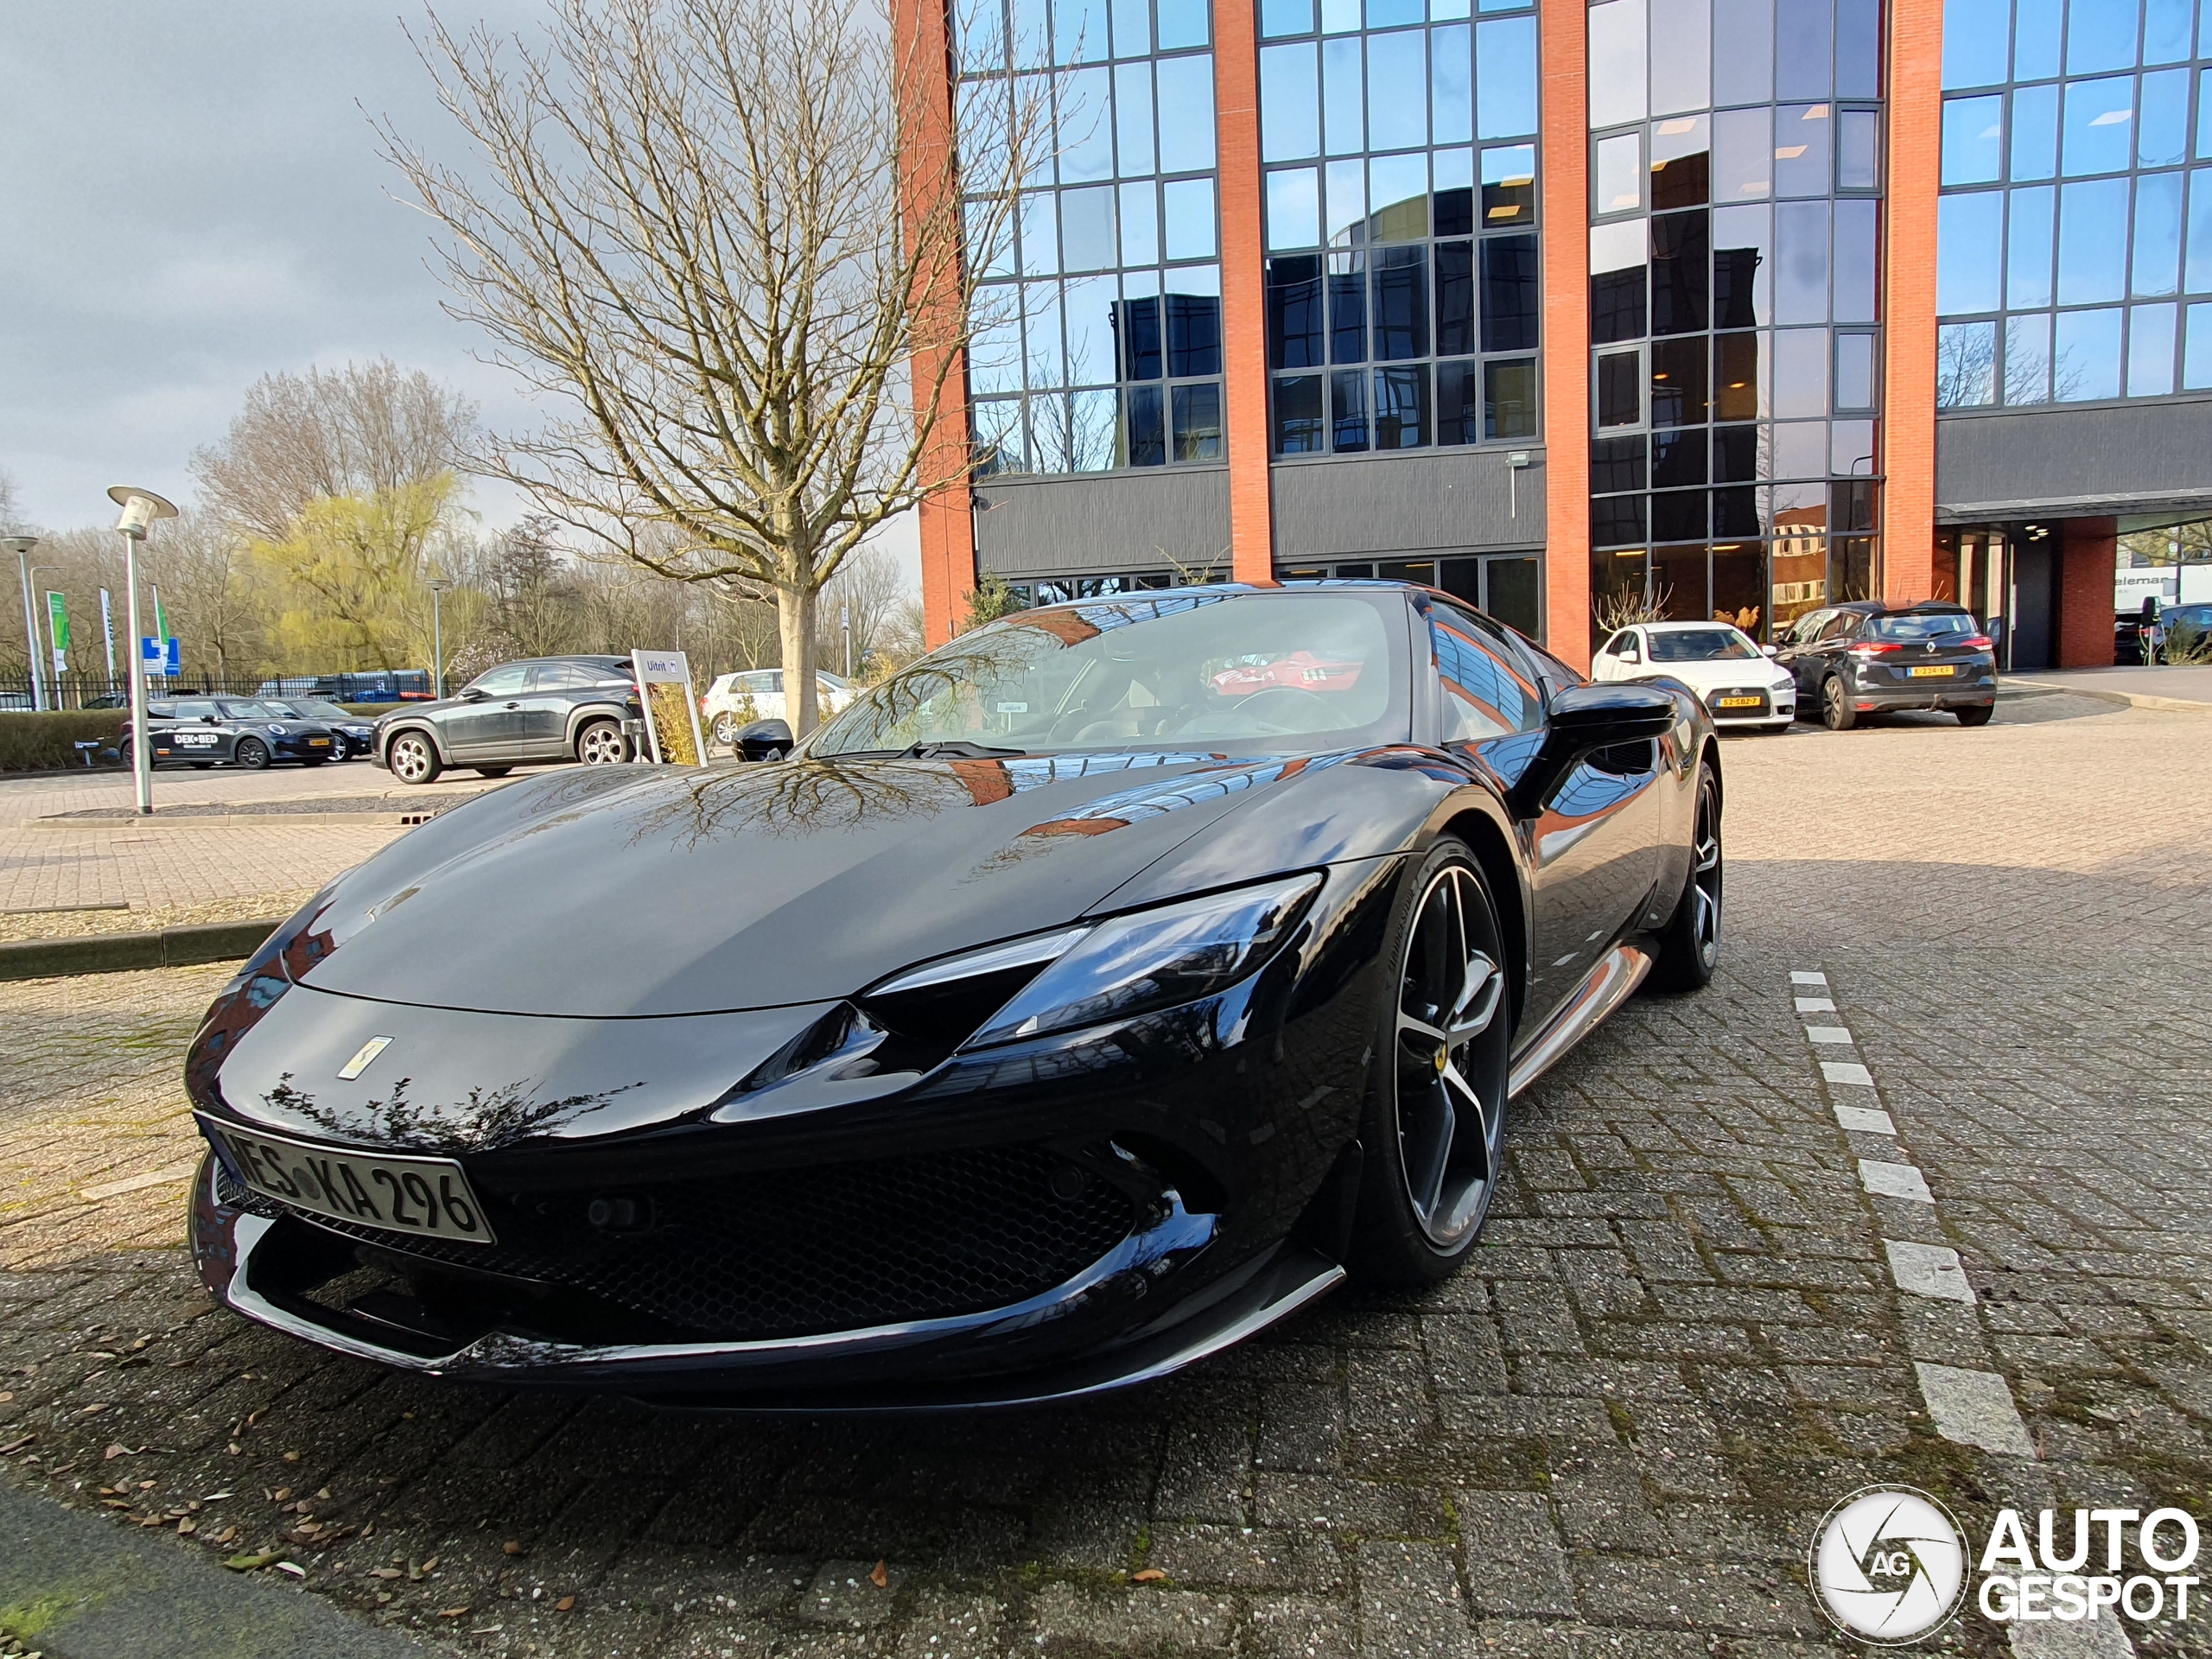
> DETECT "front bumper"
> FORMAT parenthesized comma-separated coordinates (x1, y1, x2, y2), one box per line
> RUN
(185, 859, 1402, 1405)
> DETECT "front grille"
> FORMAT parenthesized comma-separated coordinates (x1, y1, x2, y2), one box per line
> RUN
(282, 1143, 1140, 1344)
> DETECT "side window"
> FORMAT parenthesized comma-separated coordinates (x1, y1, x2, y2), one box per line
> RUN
(1819, 612, 1861, 643)
(1788, 610, 1828, 645)
(467, 665, 530, 697)
(171, 700, 219, 721)
(1432, 602, 1543, 743)
(1600, 631, 1632, 657)
(530, 663, 599, 690)
(768, 671, 785, 694)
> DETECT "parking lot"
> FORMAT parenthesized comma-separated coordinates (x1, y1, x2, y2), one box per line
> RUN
(3, 688, 2209, 1657)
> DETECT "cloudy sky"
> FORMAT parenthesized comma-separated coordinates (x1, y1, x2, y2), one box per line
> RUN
(2, 2, 918, 579)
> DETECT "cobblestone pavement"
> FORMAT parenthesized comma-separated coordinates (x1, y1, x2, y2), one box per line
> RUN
(2, 691, 2208, 1657)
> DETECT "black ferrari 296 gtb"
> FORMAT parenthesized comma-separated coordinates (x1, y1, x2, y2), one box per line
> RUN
(186, 583, 1723, 1407)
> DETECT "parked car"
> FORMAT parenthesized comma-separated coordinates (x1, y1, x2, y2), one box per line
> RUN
(185, 581, 1723, 1406)
(1773, 601, 1998, 730)
(259, 671, 433, 703)
(2164, 601, 2212, 658)
(1590, 620, 1796, 732)
(264, 696, 378, 759)
(372, 656, 643, 785)
(700, 668, 854, 747)
(124, 697, 340, 770)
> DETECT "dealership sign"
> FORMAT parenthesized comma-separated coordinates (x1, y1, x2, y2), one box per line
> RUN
(1811, 1486, 2200, 1643)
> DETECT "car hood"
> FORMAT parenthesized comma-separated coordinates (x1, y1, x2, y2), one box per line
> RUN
(289, 751, 1340, 1018)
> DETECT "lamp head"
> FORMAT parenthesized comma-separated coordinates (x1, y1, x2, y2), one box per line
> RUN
(107, 486, 180, 539)
(0, 536, 37, 556)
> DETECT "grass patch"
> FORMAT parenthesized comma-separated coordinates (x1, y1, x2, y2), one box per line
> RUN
(0, 1584, 103, 1640)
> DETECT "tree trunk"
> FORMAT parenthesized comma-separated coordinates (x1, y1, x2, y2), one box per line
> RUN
(778, 582, 821, 737)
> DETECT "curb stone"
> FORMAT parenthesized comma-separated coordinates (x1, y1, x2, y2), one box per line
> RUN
(0, 918, 282, 982)
(0, 1480, 425, 1658)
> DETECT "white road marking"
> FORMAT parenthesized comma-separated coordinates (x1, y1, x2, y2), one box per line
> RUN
(1793, 995, 1835, 1013)
(1834, 1103, 1897, 1135)
(1789, 970, 1827, 985)
(1859, 1160, 1933, 1203)
(1804, 1026, 1853, 1045)
(79, 1160, 203, 1203)
(1885, 1239, 1977, 1304)
(2007, 1614, 2138, 1656)
(1915, 1362, 2037, 1458)
(1820, 1059, 1876, 1087)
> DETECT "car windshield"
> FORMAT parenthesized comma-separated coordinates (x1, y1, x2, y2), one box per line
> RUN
(810, 591, 1409, 757)
(1647, 627, 1760, 662)
(283, 700, 349, 720)
(1867, 612, 1977, 640)
(218, 701, 287, 719)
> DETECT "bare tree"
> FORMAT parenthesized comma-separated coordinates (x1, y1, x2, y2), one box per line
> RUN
(151, 511, 266, 683)
(382, 0, 1052, 734)
(192, 359, 480, 543)
(817, 543, 911, 678)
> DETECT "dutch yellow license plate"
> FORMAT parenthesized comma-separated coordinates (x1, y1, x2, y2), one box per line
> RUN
(1908, 665, 1955, 677)
(1715, 696, 1762, 708)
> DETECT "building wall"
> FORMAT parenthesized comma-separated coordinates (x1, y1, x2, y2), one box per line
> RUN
(1271, 448, 1545, 557)
(1936, 392, 2212, 518)
(2058, 516, 2119, 666)
(974, 467, 1232, 575)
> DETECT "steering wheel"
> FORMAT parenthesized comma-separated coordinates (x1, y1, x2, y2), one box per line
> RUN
(1230, 685, 1339, 732)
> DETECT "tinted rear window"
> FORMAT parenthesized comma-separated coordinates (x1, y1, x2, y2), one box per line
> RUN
(1867, 613, 1976, 641)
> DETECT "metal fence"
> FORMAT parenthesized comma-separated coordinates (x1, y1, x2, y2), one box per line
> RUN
(0, 673, 437, 710)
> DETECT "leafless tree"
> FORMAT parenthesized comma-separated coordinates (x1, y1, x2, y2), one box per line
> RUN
(818, 543, 911, 677)
(191, 359, 480, 543)
(149, 511, 267, 683)
(382, 0, 1052, 734)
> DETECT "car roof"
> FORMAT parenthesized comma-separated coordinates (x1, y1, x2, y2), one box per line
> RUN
(1831, 600, 1970, 616)
(1638, 620, 1749, 632)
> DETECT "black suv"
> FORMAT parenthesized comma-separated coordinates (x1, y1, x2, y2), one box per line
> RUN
(373, 657, 644, 785)
(1774, 601, 1998, 730)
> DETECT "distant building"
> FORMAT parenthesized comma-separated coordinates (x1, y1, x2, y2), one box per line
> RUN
(896, 0, 2212, 667)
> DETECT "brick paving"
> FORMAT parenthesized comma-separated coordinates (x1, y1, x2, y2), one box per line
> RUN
(0, 691, 2207, 1656)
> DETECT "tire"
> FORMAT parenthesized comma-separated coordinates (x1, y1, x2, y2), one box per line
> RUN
(1820, 676, 1857, 731)
(233, 737, 270, 771)
(301, 755, 327, 767)
(1649, 761, 1722, 994)
(576, 719, 627, 766)
(189, 762, 213, 770)
(1955, 703, 1994, 728)
(387, 730, 442, 785)
(1349, 839, 1513, 1287)
(712, 713, 740, 747)
(475, 766, 513, 778)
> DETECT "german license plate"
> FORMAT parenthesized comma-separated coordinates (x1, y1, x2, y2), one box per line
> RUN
(1908, 665, 1955, 677)
(213, 1125, 496, 1244)
(1715, 695, 1763, 709)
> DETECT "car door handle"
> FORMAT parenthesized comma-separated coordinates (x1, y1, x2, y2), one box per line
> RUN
(504, 701, 521, 708)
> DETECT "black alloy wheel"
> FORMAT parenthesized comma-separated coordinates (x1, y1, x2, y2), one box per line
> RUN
(1650, 761, 1722, 992)
(1353, 842, 1511, 1284)
(234, 737, 270, 770)
(1821, 677, 1857, 731)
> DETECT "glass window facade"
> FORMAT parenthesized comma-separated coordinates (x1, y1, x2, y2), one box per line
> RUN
(1255, 0, 1542, 458)
(1585, 0, 1885, 644)
(1937, 0, 2212, 405)
(963, 0, 1226, 474)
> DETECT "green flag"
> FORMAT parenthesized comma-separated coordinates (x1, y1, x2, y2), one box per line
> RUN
(152, 588, 170, 642)
(44, 592, 68, 672)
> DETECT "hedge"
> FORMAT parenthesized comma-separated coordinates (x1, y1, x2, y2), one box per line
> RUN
(0, 711, 128, 772)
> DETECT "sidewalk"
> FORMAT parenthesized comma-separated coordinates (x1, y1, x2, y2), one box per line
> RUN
(2006, 663, 2212, 711)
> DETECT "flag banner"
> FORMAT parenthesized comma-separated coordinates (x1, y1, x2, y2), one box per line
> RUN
(630, 650, 706, 766)
(152, 588, 170, 643)
(99, 589, 116, 677)
(45, 592, 68, 673)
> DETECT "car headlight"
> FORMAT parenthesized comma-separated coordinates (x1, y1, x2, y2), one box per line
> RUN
(868, 873, 1324, 1050)
(267, 723, 287, 734)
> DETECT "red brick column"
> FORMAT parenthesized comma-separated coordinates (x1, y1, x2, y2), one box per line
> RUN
(1539, 0, 1591, 666)
(1882, 0, 1942, 606)
(1215, 0, 1275, 583)
(895, 0, 979, 648)
(2058, 518, 2118, 668)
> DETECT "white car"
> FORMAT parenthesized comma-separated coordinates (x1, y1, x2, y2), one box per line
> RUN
(1590, 620, 1797, 731)
(699, 668, 854, 746)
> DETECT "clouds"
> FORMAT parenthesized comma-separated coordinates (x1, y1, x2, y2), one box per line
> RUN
(1, 0, 543, 530)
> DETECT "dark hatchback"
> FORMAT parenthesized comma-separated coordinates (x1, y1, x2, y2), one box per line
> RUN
(128, 698, 340, 769)
(1774, 601, 1998, 730)
(266, 697, 378, 759)
(372, 657, 644, 784)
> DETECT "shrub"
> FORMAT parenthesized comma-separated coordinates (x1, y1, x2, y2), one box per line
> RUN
(0, 711, 128, 772)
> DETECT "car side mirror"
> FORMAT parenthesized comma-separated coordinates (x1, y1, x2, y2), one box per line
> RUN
(735, 718, 794, 762)
(201, 715, 219, 724)
(1507, 683, 1678, 819)
(1618, 646, 1642, 664)
(458, 687, 486, 702)
(1761, 644, 1779, 657)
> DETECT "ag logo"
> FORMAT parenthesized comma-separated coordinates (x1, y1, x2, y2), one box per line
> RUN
(1810, 1485, 1967, 1644)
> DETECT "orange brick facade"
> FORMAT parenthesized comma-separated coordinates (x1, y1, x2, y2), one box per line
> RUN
(1537, 0, 1592, 667)
(1214, 0, 1277, 585)
(2059, 519, 2120, 668)
(1883, 0, 1942, 607)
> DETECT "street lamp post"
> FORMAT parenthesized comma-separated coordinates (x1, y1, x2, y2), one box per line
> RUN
(425, 567, 453, 698)
(107, 487, 178, 817)
(4, 537, 42, 711)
